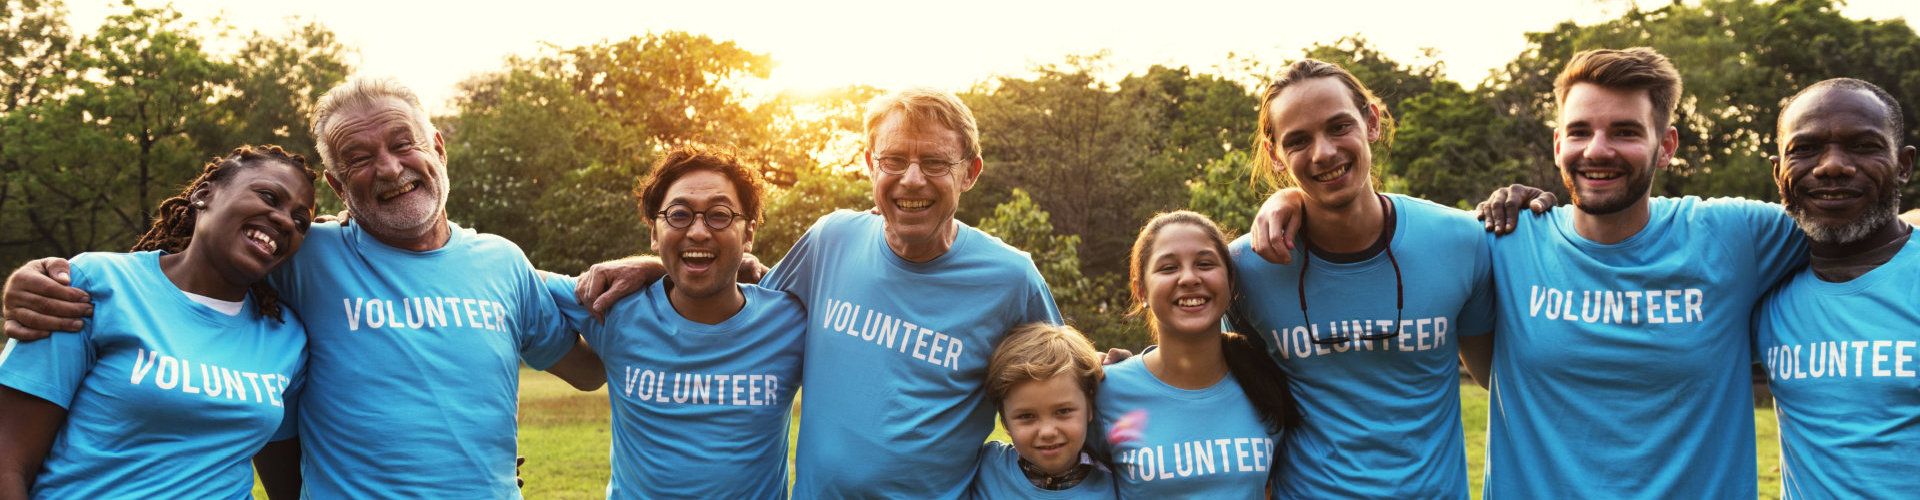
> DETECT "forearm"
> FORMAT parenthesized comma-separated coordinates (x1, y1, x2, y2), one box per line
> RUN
(0, 386, 64, 500)
(545, 337, 606, 391)
(253, 438, 302, 500)
(1459, 332, 1494, 389)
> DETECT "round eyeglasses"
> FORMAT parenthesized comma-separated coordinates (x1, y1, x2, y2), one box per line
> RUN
(872, 155, 971, 177)
(656, 205, 744, 231)
(1302, 193, 1404, 345)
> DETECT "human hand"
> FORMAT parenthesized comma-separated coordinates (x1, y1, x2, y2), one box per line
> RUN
(3, 257, 91, 340)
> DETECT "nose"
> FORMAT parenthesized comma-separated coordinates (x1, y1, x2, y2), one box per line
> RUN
(1581, 134, 1619, 163)
(370, 150, 405, 180)
(685, 215, 715, 241)
(1176, 265, 1202, 287)
(899, 162, 932, 186)
(1808, 146, 1857, 179)
(1309, 136, 1339, 167)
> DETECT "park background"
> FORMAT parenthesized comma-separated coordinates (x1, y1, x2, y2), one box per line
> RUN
(1, 0, 1912, 497)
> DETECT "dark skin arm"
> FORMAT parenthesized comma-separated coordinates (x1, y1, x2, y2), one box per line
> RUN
(544, 337, 607, 391)
(0, 386, 65, 500)
(1472, 184, 1558, 235)
(252, 438, 302, 500)
(2, 258, 91, 341)
(573, 254, 768, 320)
(1458, 332, 1495, 389)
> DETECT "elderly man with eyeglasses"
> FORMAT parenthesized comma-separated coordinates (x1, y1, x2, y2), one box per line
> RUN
(577, 87, 1061, 499)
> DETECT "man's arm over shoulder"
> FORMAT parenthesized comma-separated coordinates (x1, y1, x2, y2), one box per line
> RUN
(3, 258, 91, 340)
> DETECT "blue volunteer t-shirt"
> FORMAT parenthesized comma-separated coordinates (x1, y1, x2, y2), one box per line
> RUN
(1484, 197, 1805, 499)
(762, 210, 1061, 499)
(1229, 194, 1492, 499)
(1754, 236, 1920, 499)
(0, 251, 305, 499)
(1093, 353, 1279, 499)
(544, 275, 806, 499)
(270, 221, 576, 498)
(969, 441, 1117, 499)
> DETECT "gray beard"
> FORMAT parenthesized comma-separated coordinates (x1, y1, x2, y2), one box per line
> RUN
(1788, 186, 1902, 245)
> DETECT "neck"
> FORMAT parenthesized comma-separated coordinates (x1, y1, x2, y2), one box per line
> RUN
(369, 219, 453, 252)
(157, 250, 247, 301)
(886, 220, 958, 263)
(668, 283, 745, 325)
(1572, 197, 1652, 244)
(1146, 330, 1228, 390)
(1303, 191, 1385, 253)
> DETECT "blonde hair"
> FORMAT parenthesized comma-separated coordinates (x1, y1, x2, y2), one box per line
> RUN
(986, 323, 1104, 414)
(863, 87, 982, 161)
(310, 76, 436, 172)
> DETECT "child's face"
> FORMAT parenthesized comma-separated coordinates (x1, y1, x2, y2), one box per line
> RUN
(1003, 372, 1091, 476)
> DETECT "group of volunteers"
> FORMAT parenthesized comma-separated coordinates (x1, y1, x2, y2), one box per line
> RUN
(0, 41, 1911, 500)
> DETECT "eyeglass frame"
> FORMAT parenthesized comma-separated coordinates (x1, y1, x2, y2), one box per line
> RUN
(1301, 193, 1404, 345)
(870, 155, 973, 177)
(654, 203, 747, 231)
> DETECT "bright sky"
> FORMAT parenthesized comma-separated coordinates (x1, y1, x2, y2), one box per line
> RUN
(64, 0, 1919, 114)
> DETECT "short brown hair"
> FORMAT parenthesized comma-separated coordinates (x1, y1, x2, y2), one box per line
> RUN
(1253, 59, 1395, 191)
(986, 323, 1103, 415)
(863, 87, 981, 161)
(634, 145, 765, 224)
(1554, 47, 1684, 131)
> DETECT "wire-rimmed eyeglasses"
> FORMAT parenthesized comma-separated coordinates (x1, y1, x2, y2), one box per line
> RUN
(872, 155, 971, 177)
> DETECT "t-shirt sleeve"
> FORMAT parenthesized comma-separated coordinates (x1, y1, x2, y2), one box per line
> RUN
(1457, 232, 1497, 336)
(513, 265, 579, 371)
(1712, 198, 1809, 286)
(0, 319, 95, 409)
(539, 273, 603, 349)
(1022, 265, 1063, 325)
(763, 213, 839, 297)
(272, 364, 306, 442)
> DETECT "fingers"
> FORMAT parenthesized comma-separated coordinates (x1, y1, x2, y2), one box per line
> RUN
(1531, 191, 1557, 213)
(1103, 347, 1134, 365)
(1490, 187, 1514, 234)
(4, 319, 52, 341)
(574, 267, 611, 321)
(737, 254, 767, 284)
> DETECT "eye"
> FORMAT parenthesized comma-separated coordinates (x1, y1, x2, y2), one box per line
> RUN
(1613, 129, 1643, 138)
(1565, 128, 1593, 138)
(294, 213, 312, 232)
(1156, 264, 1178, 273)
(257, 189, 278, 205)
(1282, 137, 1307, 152)
(1011, 412, 1035, 421)
(1851, 141, 1886, 153)
(1330, 122, 1354, 135)
(1054, 407, 1076, 417)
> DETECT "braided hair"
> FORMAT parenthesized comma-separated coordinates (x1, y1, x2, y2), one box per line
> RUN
(132, 145, 318, 322)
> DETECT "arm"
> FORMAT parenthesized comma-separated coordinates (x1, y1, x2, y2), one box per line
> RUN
(0, 386, 65, 499)
(252, 438, 302, 500)
(573, 256, 666, 320)
(544, 337, 605, 391)
(1249, 189, 1306, 265)
(3, 258, 92, 340)
(1458, 332, 1494, 389)
(1472, 184, 1558, 235)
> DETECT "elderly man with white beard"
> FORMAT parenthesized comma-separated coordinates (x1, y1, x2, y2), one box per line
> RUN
(1751, 77, 1918, 499)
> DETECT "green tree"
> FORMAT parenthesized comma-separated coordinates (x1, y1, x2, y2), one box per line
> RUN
(753, 166, 870, 266)
(0, 0, 74, 262)
(977, 188, 1145, 351)
(215, 19, 353, 213)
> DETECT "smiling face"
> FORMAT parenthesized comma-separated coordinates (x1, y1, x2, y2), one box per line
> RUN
(1141, 222, 1232, 339)
(1002, 372, 1091, 476)
(321, 96, 450, 246)
(1555, 82, 1676, 216)
(866, 111, 980, 262)
(652, 169, 753, 307)
(1266, 76, 1381, 211)
(190, 161, 315, 289)
(1774, 86, 1916, 246)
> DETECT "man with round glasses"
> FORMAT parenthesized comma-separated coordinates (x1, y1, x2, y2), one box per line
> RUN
(578, 87, 1060, 499)
(543, 145, 807, 498)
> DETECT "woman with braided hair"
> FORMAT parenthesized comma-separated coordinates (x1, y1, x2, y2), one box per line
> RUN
(0, 145, 316, 498)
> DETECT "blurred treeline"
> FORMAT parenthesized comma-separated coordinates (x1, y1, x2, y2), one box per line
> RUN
(3, 0, 1916, 350)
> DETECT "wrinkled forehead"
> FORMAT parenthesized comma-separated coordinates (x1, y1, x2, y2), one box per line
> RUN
(323, 97, 426, 149)
(868, 111, 964, 155)
(1780, 87, 1896, 139)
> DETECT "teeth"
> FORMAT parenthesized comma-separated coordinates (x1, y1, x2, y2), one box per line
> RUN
(682, 251, 714, 260)
(1311, 165, 1348, 182)
(897, 199, 933, 210)
(1812, 193, 1852, 200)
(246, 229, 277, 254)
(1177, 297, 1208, 307)
(1581, 171, 1621, 180)
(378, 182, 416, 201)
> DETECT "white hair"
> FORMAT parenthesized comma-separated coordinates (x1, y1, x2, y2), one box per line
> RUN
(309, 76, 435, 172)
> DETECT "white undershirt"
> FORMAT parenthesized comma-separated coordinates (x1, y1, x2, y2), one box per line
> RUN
(181, 290, 244, 316)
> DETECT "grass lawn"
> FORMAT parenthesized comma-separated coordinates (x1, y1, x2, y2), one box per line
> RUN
(258, 369, 1784, 498)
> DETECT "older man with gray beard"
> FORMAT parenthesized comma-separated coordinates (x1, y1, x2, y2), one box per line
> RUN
(2, 76, 605, 498)
(1751, 77, 1917, 499)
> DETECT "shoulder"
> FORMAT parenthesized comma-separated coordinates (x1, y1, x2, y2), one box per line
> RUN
(742, 285, 808, 319)
(68, 251, 153, 291)
(956, 222, 1040, 268)
(813, 210, 879, 236)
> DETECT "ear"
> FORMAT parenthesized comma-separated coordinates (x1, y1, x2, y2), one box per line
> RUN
(1655, 126, 1680, 169)
(648, 218, 665, 253)
(431, 131, 448, 164)
(189, 182, 214, 208)
(863, 149, 879, 179)
(1898, 145, 1915, 186)
(1364, 102, 1383, 143)
(958, 157, 983, 192)
(324, 170, 346, 201)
